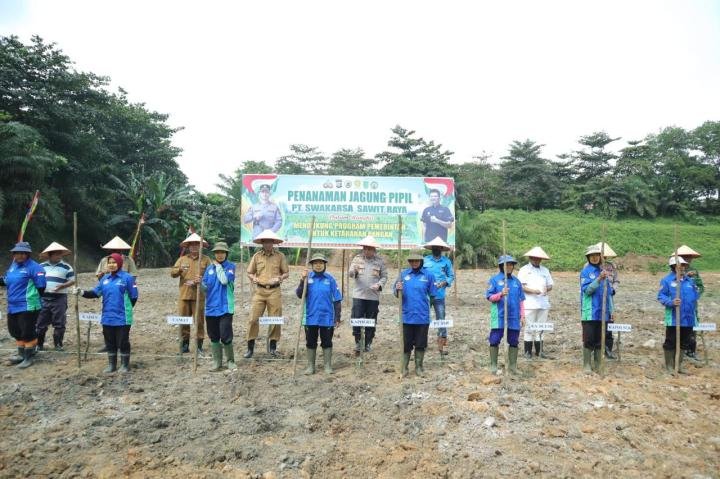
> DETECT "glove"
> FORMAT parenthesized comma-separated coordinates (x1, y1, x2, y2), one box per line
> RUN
(70, 287, 84, 296)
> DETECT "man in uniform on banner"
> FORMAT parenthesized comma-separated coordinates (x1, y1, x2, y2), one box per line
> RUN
(348, 236, 388, 354)
(245, 229, 289, 358)
(243, 183, 282, 240)
(518, 246, 554, 360)
(422, 237, 454, 356)
(170, 233, 212, 354)
(420, 189, 454, 242)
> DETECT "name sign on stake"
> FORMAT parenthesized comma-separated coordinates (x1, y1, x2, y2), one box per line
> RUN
(607, 323, 632, 333)
(694, 323, 717, 332)
(350, 318, 375, 327)
(527, 322, 554, 332)
(430, 319, 454, 329)
(79, 312, 101, 323)
(259, 316, 285, 325)
(167, 315, 193, 325)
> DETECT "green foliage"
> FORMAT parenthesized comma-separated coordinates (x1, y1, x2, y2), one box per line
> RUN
(376, 126, 453, 177)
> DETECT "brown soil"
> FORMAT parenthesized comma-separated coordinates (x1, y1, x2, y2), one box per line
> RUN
(1, 267, 718, 478)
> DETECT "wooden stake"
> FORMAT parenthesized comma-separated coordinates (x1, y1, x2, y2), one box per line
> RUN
(73, 212, 81, 369)
(192, 213, 206, 373)
(239, 196, 245, 296)
(292, 216, 316, 380)
(673, 225, 680, 375)
(599, 225, 608, 376)
(397, 215, 404, 379)
(502, 219, 509, 375)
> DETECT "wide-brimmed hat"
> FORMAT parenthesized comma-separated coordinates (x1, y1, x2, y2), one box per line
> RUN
(180, 232, 209, 248)
(253, 230, 284, 245)
(423, 236, 451, 251)
(497, 254, 517, 265)
(309, 253, 328, 263)
(102, 236, 131, 250)
(585, 242, 616, 258)
(668, 255, 688, 266)
(10, 241, 32, 253)
(211, 242, 230, 252)
(357, 235, 381, 249)
(407, 250, 425, 261)
(675, 245, 701, 258)
(40, 242, 71, 258)
(523, 246, 550, 260)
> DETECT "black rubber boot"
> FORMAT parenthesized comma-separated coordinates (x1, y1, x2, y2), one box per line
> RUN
(243, 340, 255, 359)
(604, 345, 617, 360)
(53, 334, 64, 351)
(37, 332, 46, 352)
(17, 347, 34, 369)
(196, 338, 204, 355)
(354, 340, 361, 356)
(181, 339, 190, 354)
(8, 347, 24, 365)
(119, 354, 130, 373)
(103, 354, 117, 374)
(268, 340, 278, 357)
(523, 341, 533, 359)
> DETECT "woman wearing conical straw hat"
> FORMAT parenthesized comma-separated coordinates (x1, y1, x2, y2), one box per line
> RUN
(517, 246, 553, 360)
(422, 237, 454, 356)
(486, 255, 525, 374)
(202, 242, 237, 371)
(579, 244, 615, 373)
(95, 236, 138, 280)
(673, 245, 703, 363)
(36, 242, 75, 351)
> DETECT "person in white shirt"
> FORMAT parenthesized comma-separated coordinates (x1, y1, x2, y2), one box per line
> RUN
(517, 246, 554, 359)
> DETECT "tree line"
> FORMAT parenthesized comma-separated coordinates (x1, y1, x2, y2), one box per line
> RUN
(2, 36, 719, 268)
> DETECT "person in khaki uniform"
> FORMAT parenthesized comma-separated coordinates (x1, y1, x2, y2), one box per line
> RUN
(348, 236, 388, 354)
(244, 229, 289, 358)
(170, 233, 212, 354)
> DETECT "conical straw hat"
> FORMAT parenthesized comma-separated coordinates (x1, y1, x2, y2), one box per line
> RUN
(180, 232, 209, 248)
(523, 246, 550, 260)
(357, 235, 381, 249)
(253, 229, 284, 245)
(675, 245, 701, 258)
(40, 242, 71, 258)
(595, 242, 617, 259)
(102, 236, 131, 250)
(423, 236, 451, 251)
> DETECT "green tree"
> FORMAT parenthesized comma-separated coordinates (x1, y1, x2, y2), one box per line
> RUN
(497, 140, 563, 210)
(327, 148, 377, 175)
(377, 126, 453, 177)
(453, 154, 500, 212)
(276, 144, 327, 174)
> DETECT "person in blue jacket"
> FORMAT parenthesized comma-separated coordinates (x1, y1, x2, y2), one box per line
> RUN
(0, 241, 47, 368)
(423, 237, 455, 356)
(77, 253, 138, 373)
(657, 255, 698, 373)
(579, 244, 615, 373)
(394, 250, 438, 377)
(486, 255, 525, 374)
(202, 242, 236, 372)
(296, 253, 342, 375)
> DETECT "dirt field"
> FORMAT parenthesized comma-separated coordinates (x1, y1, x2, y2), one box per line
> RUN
(1, 265, 719, 478)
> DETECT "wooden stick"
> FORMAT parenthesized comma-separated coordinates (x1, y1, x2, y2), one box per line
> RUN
(192, 212, 206, 373)
(673, 225, 680, 375)
(502, 219, 509, 375)
(73, 212, 81, 369)
(397, 215, 404, 379)
(292, 216, 316, 379)
(599, 225, 608, 376)
(84, 316, 91, 360)
(239, 196, 245, 296)
(617, 331, 622, 363)
(341, 250, 346, 307)
(452, 244, 459, 307)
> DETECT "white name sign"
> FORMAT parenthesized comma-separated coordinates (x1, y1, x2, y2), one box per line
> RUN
(694, 323, 717, 332)
(350, 318, 376, 327)
(79, 312, 101, 323)
(527, 322, 554, 331)
(259, 316, 285, 325)
(430, 319, 454, 329)
(167, 315, 193, 325)
(607, 323, 632, 333)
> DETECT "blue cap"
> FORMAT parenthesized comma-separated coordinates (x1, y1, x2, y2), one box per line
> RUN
(10, 241, 32, 253)
(497, 254, 517, 265)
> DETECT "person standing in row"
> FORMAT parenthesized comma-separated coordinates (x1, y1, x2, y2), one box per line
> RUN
(77, 253, 138, 373)
(657, 255, 698, 373)
(170, 233, 212, 354)
(0, 242, 46, 368)
(36, 242, 75, 351)
(348, 236, 388, 354)
(202, 242, 237, 371)
(486, 255, 525, 374)
(394, 250, 438, 377)
(422, 237, 454, 356)
(518, 247, 553, 360)
(245, 230, 289, 358)
(675, 245, 703, 362)
(598, 243, 619, 360)
(580, 244, 615, 373)
(95, 236, 138, 279)
(297, 253, 342, 375)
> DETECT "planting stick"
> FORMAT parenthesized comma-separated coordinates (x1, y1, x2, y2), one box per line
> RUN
(73, 213, 81, 369)
(193, 213, 206, 373)
(292, 216, 315, 380)
(599, 225, 607, 376)
(397, 216, 404, 379)
(673, 225, 680, 375)
(502, 220, 509, 374)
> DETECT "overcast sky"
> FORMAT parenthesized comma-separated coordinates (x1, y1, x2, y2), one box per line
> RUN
(2, 0, 719, 193)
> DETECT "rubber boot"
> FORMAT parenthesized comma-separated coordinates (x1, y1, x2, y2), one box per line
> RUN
(323, 348, 333, 374)
(364, 339, 372, 353)
(592, 349, 601, 372)
(583, 348, 592, 373)
(103, 353, 117, 374)
(401, 352, 411, 377)
(523, 341, 533, 359)
(354, 340, 361, 356)
(663, 349, 674, 372)
(489, 346, 499, 373)
(508, 346, 519, 375)
(197, 338, 205, 355)
(54, 334, 64, 352)
(415, 349, 426, 377)
(8, 347, 24, 365)
(677, 353, 687, 374)
(304, 348, 316, 375)
(604, 345, 617, 360)
(37, 332, 46, 352)
(437, 337, 443, 354)
(210, 342, 223, 372)
(17, 347, 34, 369)
(119, 354, 130, 373)
(268, 340, 278, 357)
(223, 343, 237, 370)
(536, 341, 553, 359)
(441, 337, 449, 356)
(243, 340, 254, 359)
(181, 339, 190, 354)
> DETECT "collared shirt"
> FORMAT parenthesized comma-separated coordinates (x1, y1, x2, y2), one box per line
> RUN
(96, 255, 138, 277)
(171, 254, 212, 300)
(348, 253, 388, 301)
(203, 260, 236, 316)
(91, 271, 138, 326)
(302, 271, 342, 327)
(243, 201, 282, 239)
(393, 267, 438, 325)
(657, 272, 699, 327)
(517, 263, 553, 310)
(41, 260, 75, 294)
(420, 204, 454, 242)
(580, 263, 614, 322)
(422, 254, 455, 300)
(486, 273, 525, 329)
(2, 259, 46, 313)
(247, 249, 289, 285)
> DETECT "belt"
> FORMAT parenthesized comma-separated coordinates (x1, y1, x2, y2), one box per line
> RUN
(257, 283, 280, 289)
